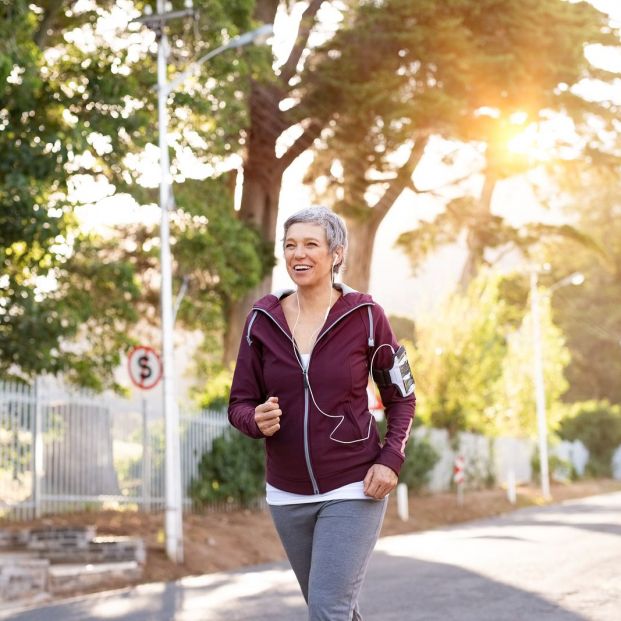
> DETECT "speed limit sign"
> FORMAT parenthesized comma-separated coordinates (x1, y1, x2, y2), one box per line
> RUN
(128, 346, 163, 390)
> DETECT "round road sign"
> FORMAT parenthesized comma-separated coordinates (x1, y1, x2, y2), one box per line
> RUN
(128, 346, 163, 390)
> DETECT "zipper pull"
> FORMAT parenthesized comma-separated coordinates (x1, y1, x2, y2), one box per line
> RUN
(302, 369, 309, 389)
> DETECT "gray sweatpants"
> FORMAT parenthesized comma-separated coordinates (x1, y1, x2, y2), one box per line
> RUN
(270, 497, 388, 621)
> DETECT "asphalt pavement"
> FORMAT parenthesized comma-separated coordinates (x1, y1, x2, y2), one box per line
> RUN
(3, 491, 621, 621)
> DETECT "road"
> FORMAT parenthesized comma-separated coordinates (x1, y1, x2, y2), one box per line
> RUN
(3, 491, 621, 621)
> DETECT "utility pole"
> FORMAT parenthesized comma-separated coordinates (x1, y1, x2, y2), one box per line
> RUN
(133, 4, 273, 563)
(530, 270, 551, 500)
(135, 0, 197, 564)
(530, 269, 584, 501)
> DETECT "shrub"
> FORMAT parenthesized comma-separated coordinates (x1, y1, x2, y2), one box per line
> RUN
(531, 451, 575, 482)
(400, 434, 440, 492)
(376, 417, 439, 492)
(557, 401, 621, 477)
(189, 430, 264, 508)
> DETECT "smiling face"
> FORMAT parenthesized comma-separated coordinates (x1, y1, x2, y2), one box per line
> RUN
(284, 222, 337, 288)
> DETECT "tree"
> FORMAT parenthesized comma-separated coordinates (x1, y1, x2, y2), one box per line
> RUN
(498, 291, 570, 437)
(300, 0, 619, 292)
(558, 401, 621, 477)
(222, 0, 334, 363)
(1, 1, 271, 387)
(410, 272, 510, 437)
(541, 164, 621, 405)
(410, 269, 571, 438)
(0, 1, 146, 389)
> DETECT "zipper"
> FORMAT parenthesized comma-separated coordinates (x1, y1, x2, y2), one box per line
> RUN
(253, 308, 320, 493)
(302, 369, 320, 494)
(252, 302, 374, 495)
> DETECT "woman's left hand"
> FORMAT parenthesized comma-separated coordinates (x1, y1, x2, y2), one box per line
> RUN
(363, 464, 398, 499)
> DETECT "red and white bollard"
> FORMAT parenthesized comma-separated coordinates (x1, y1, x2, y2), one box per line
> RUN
(453, 454, 465, 506)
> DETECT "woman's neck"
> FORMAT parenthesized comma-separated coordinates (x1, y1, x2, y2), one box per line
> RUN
(295, 281, 336, 315)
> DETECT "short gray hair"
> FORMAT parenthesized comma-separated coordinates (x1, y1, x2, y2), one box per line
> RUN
(282, 205, 348, 273)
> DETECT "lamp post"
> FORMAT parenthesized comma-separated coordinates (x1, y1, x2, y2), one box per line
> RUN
(136, 1, 273, 563)
(530, 269, 584, 500)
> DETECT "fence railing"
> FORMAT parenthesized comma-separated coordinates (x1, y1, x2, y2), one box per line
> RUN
(0, 379, 230, 521)
(3, 378, 620, 522)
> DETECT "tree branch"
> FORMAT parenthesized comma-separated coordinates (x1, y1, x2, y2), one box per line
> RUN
(371, 136, 429, 224)
(407, 170, 476, 197)
(277, 120, 324, 172)
(279, 0, 326, 84)
(34, 0, 78, 49)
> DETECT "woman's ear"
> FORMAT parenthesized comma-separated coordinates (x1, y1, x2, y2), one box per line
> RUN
(332, 249, 343, 270)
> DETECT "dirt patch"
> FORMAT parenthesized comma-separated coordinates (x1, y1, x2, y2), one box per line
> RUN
(3, 479, 620, 597)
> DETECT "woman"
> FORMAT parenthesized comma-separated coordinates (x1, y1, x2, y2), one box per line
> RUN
(228, 206, 416, 621)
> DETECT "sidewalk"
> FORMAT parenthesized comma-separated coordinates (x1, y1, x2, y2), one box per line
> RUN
(3, 491, 621, 621)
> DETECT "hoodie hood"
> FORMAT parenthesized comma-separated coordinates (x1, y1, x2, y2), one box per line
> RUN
(252, 283, 373, 313)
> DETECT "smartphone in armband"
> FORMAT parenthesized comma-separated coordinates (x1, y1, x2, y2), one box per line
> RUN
(372, 345, 415, 398)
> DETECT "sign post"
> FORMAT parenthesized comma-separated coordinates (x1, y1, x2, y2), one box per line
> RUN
(128, 347, 163, 516)
(453, 454, 465, 506)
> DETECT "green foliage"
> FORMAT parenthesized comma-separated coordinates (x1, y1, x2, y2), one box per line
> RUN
(298, 0, 620, 295)
(303, 0, 618, 212)
(557, 401, 621, 477)
(1, 1, 271, 389)
(399, 434, 440, 493)
(497, 294, 570, 437)
(189, 430, 265, 508)
(541, 165, 621, 406)
(411, 272, 511, 436)
(531, 450, 575, 483)
(0, 1, 149, 388)
(196, 366, 234, 411)
(376, 417, 438, 492)
(409, 269, 571, 438)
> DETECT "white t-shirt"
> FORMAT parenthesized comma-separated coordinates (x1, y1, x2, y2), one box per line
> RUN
(266, 480, 369, 505)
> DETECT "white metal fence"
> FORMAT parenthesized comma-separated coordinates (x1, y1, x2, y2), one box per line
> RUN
(0, 379, 230, 521)
(3, 378, 619, 522)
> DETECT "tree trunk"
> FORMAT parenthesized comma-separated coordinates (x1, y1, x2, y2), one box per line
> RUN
(221, 0, 297, 365)
(341, 216, 382, 292)
(222, 172, 282, 364)
(222, 80, 284, 364)
(221, 0, 329, 363)
(458, 173, 497, 290)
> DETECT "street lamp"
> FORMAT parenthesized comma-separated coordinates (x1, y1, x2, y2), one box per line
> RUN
(530, 269, 584, 500)
(137, 1, 273, 563)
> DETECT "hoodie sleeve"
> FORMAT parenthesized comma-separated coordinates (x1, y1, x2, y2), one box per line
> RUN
(227, 312, 266, 439)
(370, 304, 416, 475)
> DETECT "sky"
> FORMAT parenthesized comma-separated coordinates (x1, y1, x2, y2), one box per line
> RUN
(74, 0, 621, 322)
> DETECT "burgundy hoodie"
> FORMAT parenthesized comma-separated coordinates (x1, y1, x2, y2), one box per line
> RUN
(228, 284, 416, 495)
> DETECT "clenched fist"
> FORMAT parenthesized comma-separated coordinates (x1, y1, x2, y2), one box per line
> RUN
(255, 396, 282, 437)
(363, 464, 398, 500)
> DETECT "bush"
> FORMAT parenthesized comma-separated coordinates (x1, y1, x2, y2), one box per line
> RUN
(557, 401, 621, 477)
(400, 434, 440, 492)
(531, 451, 575, 482)
(197, 367, 233, 410)
(189, 430, 264, 508)
(376, 418, 439, 492)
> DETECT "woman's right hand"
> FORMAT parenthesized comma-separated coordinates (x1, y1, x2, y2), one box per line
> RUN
(255, 396, 282, 436)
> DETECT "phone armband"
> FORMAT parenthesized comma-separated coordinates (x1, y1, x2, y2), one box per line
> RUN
(372, 345, 415, 398)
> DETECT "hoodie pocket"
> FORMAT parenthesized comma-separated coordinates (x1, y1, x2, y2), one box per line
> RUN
(329, 402, 372, 444)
